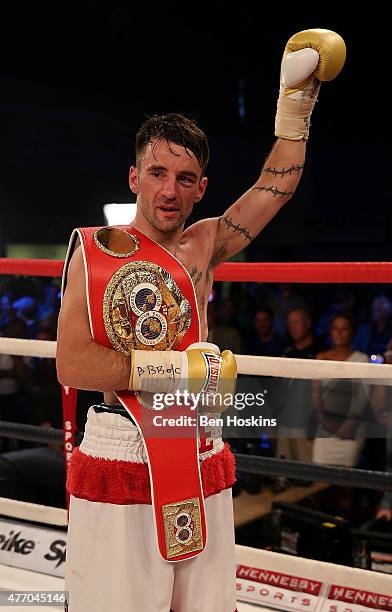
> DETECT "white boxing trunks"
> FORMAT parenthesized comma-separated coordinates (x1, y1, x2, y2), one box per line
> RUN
(65, 407, 237, 612)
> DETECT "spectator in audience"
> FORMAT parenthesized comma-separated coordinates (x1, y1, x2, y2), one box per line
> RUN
(0, 325, 99, 508)
(268, 283, 307, 337)
(233, 307, 283, 494)
(371, 340, 392, 519)
(283, 308, 325, 359)
(36, 283, 61, 324)
(312, 314, 369, 467)
(221, 297, 240, 329)
(315, 289, 356, 345)
(276, 308, 326, 464)
(30, 326, 62, 428)
(0, 319, 33, 451)
(0, 294, 15, 331)
(238, 307, 284, 494)
(247, 307, 285, 356)
(11, 296, 39, 339)
(207, 301, 244, 354)
(355, 294, 392, 356)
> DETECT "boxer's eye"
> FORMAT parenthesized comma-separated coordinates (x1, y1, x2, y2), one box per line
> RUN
(178, 175, 196, 186)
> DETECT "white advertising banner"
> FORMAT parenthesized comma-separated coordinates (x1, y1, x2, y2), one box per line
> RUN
(0, 518, 66, 578)
(236, 545, 392, 612)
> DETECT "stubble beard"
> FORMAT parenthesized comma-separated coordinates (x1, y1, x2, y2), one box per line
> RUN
(142, 203, 186, 236)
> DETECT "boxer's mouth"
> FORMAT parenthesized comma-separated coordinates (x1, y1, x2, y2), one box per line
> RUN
(158, 204, 179, 211)
(157, 205, 180, 218)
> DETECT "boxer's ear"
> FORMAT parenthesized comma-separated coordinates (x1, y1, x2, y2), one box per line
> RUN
(194, 176, 208, 203)
(129, 166, 139, 194)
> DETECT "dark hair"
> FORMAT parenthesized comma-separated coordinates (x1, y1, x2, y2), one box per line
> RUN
(135, 113, 210, 174)
(287, 306, 312, 321)
(255, 306, 274, 319)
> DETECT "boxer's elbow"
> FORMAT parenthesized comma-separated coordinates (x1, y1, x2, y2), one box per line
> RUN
(56, 338, 89, 388)
(56, 338, 115, 391)
(56, 319, 95, 387)
(56, 348, 79, 388)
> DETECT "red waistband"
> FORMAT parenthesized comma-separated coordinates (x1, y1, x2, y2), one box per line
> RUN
(67, 443, 236, 505)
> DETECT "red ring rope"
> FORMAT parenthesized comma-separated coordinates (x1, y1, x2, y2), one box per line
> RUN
(1, 258, 392, 283)
(0, 258, 64, 277)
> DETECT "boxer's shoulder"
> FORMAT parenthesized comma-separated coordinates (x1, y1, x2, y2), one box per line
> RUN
(180, 217, 219, 254)
(177, 219, 218, 275)
(67, 244, 84, 276)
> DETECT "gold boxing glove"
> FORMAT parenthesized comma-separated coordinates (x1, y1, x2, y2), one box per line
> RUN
(129, 342, 237, 413)
(275, 28, 346, 141)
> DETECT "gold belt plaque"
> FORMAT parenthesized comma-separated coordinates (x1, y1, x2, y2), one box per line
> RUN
(162, 497, 203, 559)
(103, 261, 192, 355)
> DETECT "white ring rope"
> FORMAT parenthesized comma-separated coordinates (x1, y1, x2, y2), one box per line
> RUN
(1, 336, 392, 381)
(0, 337, 56, 359)
(235, 353, 392, 383)
(0, 497, 67, 527)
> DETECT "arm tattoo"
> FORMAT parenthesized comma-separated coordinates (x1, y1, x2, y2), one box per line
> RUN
(252, 185, 294, 198)
(262, 163, 304, 178)
(220, 215, 253, 242)
(189, 266, 202, 287)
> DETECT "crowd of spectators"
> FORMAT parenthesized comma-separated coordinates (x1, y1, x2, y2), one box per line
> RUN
(207, 282, 392, 515)
(0, 277, 391, 519)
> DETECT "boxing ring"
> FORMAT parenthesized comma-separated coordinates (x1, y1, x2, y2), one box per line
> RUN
(1, 257, 392, 611)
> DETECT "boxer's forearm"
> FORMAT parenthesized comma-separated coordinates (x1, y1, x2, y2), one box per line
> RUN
(211, 138, 306, 265)
(56, 339, 130, 392)
(57, 340, 237, 406)
(253, 138, 306, 202)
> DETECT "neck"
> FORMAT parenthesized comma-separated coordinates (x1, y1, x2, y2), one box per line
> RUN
(259, 332, 273, 343)
(294, 334, 313, 350)
(333, 346, 353, 358)
(131, 213, 183, 255)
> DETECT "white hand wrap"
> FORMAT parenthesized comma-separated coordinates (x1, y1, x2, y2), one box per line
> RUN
(275, 74, 321, 141)
(130, 349, 188, 394)
(129, 343, 221, 395)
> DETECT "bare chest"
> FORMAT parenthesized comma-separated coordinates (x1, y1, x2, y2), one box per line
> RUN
(177, 249, 213, 342)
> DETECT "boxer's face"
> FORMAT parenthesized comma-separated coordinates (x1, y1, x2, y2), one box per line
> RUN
(129, 139, 207, 234)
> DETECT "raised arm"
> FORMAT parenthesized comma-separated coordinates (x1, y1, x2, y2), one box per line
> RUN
(210, 29, 346, 267)
(210, 138, 305, 266)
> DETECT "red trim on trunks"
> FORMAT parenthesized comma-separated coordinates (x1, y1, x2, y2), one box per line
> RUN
(67, 443, 235, 504)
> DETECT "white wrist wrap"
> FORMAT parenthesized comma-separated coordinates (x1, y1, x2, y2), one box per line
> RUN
(130, 350, 187, 394)
(275, 77, 320, 141)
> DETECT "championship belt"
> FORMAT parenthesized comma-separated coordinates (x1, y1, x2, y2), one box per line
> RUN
(63, 225, 206, 562)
